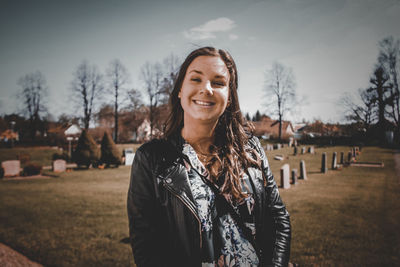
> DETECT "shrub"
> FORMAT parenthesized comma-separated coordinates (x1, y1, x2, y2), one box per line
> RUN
(23, 162, 42, 176)
(72, 130, 100, 168)
(100, 132, 122, 167)
(52, 152, 70, 162)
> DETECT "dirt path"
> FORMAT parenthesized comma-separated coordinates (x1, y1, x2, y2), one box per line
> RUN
(0, 243, 42, 267)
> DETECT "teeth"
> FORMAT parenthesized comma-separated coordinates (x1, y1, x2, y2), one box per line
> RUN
(194, 100, 213, 106)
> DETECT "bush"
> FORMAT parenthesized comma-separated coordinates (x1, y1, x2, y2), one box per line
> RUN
(52, 152, 70, 162)
(23, 162, 42, 176)
(0, 167, 4, 179)
(72, 130, 100, 168)
(100, 132, 122, 167)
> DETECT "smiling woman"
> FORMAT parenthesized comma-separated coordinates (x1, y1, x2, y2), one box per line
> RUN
(127, 47, 291, 267)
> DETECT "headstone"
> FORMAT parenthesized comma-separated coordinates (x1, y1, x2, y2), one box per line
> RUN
(125, 153, 135, 166)
(301, 147, 306, 154)
(340, 152, 344, 165)
(352, 147, 356, 158)
(280, 164, 290, 189)
(321, 152, 327, 173)
(347, 151, 352, 163)
(1, 160, 20, 177)
(293, 146, 298, 155)
(308, 146, 314, 154)
(300, 160, 307, 180)
(331, 152, 337, 170)
(291, 169, 298, 185)
(274, 155, 284, 161)
(53, 159, 66, 172)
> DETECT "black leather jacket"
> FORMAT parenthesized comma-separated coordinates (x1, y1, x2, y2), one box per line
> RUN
(127, 135, 291, 267)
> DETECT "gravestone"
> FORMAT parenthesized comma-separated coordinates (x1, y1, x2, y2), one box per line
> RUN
(125, 153, 135, 166)
(53, 159, 66, 172)
(340, 152, 344, 165)
(280, 164, 290, 189)
(321, 152, 327, 173)
(293, 146, 298, 155)
(291, 169, 298, 185)
(274, 155, 284, 161)
(352, 147, 357, 158)
(308, 146, 315, 154)
(347, 151, 352, 163)
(1, 160, 20, 177)
(331, 152, 337, 170)
(300, 160, 307, 180)
(301, 147, 306, 154)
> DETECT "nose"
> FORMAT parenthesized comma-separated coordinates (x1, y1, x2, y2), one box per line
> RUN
(200, 81, 213, 95)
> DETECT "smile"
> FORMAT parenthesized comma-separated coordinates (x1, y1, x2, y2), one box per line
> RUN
(193, 100, 215, 106)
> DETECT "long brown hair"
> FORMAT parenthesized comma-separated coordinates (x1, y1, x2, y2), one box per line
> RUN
(164, 47, 260, 202)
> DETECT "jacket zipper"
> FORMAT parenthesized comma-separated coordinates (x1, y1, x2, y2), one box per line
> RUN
(163, 183, 203, 249)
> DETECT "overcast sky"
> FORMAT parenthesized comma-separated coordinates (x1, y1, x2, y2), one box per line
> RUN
(1, 0, 399, 123)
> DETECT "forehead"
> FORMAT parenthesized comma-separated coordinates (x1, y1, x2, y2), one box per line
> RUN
(187, 56, 229, 79)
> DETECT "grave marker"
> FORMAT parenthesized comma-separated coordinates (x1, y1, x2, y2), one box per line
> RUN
(321, 152, 327, 173)
(340, 152, 344, 165)
(53, 159, 66, 172)
(301, 147, 306, 154)
(291, 169, 298, 185)
(1, 160, 20, 177)
(332, 152, 337, 170)
(300, 160, 307, 180)
(280, 164, 290, 189)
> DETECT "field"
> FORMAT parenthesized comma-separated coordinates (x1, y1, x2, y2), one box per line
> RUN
(0, 144, 399, 266)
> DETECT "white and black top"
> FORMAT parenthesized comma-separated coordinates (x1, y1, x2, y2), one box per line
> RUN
(182, 142, 259, 267)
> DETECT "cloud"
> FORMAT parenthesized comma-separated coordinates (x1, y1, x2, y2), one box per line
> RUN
(183, 17, 236, 40)
(229, 34, 238, 40)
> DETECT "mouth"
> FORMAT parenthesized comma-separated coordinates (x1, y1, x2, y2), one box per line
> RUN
(193, 100, 215, 106)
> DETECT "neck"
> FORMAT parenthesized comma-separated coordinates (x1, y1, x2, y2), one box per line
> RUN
(181, 120, 218, 154)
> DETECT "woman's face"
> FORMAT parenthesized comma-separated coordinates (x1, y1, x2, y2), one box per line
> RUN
(179, 55, 230, 127)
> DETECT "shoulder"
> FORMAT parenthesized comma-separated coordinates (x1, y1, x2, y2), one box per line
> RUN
(247, 135, 263, 154)
(135, 138, 180, 171)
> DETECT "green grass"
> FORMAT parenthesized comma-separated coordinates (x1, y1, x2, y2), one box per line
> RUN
(0, 145, 399, 266)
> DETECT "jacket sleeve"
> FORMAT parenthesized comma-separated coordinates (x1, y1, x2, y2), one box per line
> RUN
(127, 147, 162, 267)
(255, 138, 291, 267)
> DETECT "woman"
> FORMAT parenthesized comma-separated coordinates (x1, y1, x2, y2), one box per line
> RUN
(127, 47, 291, 267)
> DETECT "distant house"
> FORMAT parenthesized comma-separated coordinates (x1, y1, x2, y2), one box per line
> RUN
(0, 129, 19, 142)
(253, 116, 294, 140)
(47, 123, 82, 144)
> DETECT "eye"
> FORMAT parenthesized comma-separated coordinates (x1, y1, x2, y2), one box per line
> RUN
(212, 81, 226, 87)
(191, 77, 201, 82)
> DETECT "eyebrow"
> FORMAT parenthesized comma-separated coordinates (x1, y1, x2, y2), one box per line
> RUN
(188, 69, 227, 79)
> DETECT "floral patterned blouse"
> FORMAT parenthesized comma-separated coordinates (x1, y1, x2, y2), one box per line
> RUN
(182, 143, 259, 267)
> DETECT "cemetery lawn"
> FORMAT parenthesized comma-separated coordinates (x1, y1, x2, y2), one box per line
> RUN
(0, 144, 141, 168)
(0, 145, 399, 266)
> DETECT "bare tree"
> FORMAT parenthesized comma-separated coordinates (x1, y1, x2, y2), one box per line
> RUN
(126, 88, 143, 111)
(17, 71, 48, 139)
(140, 62, 164, 138)
(70, 61, 103, 130)
(264, 62, 296, 140)
(367, 65, 391, 127)
(106, 59, 129, 143)
(160, 53, 180, 104)
(378, 36, 400, 136)
(341, 89, 375, 131)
